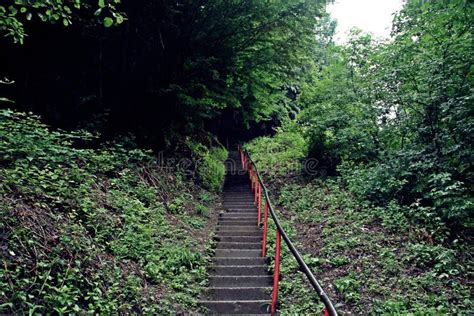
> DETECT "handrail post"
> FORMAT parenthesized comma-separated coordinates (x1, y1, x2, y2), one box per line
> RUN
(257, 184, 262, 225)
(240, 150, 244, 169)
(254, 175, 258, 205)
(251, 169, 255, 191)
(271, 230, 281, 314)
(262, 199, 269, 256)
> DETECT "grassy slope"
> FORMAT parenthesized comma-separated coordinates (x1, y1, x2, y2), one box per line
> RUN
(246, 146, 472, 314)
(275, 179, 472, 314)
(0, 110, 221, 314)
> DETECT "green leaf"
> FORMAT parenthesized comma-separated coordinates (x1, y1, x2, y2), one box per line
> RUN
(103, 17, 113, 27)
(116, 14, 124, 24)
(98, 0, 106, 8)
(8, 6, 18, 16)
(0, 97, 15, 103)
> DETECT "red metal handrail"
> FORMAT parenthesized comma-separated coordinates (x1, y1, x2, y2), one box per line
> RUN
(238, 147, 338, 316)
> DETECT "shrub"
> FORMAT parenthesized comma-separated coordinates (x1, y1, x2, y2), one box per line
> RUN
(0, 109, 213, 314)
(187, 140, 228, 191)
(245, 120, 307, 178)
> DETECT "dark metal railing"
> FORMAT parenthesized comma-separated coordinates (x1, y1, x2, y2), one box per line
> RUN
(238, 147, 338, 316)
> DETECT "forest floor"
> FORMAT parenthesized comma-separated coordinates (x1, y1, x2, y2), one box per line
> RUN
(262, 177, 472, 314)
(0, 110, 222, 314)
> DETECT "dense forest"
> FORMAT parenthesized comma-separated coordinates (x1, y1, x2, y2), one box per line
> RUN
(1, 0, 473, 314)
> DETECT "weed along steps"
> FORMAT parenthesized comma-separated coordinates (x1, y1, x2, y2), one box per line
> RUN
(199, 151, 272, 314)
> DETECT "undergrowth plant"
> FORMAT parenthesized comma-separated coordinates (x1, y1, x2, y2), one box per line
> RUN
(0, 109, 216, 314)
(246, 129, 473, 314)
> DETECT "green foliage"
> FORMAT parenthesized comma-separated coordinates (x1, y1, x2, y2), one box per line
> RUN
(187, 140, 228, 192)
(275, 180, 473, 314)
(296, 0, 473, 228)
(0, 109, 215, 314)
(245, 121, 308, 178)
(0, 0, 124, 43)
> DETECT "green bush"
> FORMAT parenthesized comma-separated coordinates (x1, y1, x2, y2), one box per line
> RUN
(0, 109, 213, 314)
(245, 120, 307, 178)
(187, 140, 228, 191)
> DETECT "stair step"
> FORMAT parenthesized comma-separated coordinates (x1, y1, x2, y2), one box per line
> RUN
(224, 201, 256, 204)
(212, 257, 268, 266)
(221, 210, 257, 214)
(215, 235, 262, 242)
(219, 215, 257, 220)
(224, 190, 253, 193)
(209, 275, 273, 287)
(203, 287, 272, 300)
(224, 196, 254, 199)
(217, 225, 260, 232)
(219, 218, 257, 223)
(216, 242, 261, 249)
(219, 220, 257, 226)
(224, 206, 257, 210)
(223, 209, 257, 213)
(209, 265, 269, 276)
(215, 249, 261, 257)
(199, 299, 271, 314)
(217, 231, 262, 237)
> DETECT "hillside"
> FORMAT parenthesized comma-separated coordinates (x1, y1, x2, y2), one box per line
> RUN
(0, 109, 226, 314)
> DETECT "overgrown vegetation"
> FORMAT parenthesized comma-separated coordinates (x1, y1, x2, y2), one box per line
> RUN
(1, 0, 327, 146)
(0, 109, 223, 314)
(1, 0, 472, 313)
(245, 1, 473, 313)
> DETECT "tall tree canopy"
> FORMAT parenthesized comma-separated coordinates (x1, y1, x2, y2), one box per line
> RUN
(1, 0, 326, 147)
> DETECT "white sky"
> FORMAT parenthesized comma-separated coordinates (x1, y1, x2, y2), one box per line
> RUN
(327, 0, 405, 43)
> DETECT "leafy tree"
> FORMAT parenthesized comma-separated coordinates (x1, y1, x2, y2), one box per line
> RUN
(0, 0, 124, 44)
(297, 0, 473, 228)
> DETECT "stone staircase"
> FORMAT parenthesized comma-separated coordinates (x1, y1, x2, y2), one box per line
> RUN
(199, 151, 272, 314)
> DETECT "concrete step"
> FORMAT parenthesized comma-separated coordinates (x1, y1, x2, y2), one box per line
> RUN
(219, 214, 257, 219)
(215, 235, 262, 243)
(223, 196, 254, 200)
(224, 205, 256, 209)
(223, 205, 256, 209)
(209, 265, 269, 276)
(209, 275, 273, 287)
(224, 207, 257, 211)
(219, 218, 256, 222)
(223, 208, 257, 213)
(216, 242, 261, 249)
(215, 249, 261, 257)
(203, 286, 271, 300)
(199, 299, 270, 314)
(224, 200, 254, 203)
(219, 218, 257, 222)
(218, 220, 257, 226)
(224, 194, 253, 197)
(199, 300, 271, 314)
(212, 257, 268, 266)
(224, 191, 253, 194)
(223, 201, 255, 204)
(217, 230, 260, 236)
(224, 200, 256, 204)
(216, 230, 262, 237)
(217, 225, 260, 231)
(221, 209, 256, 214)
